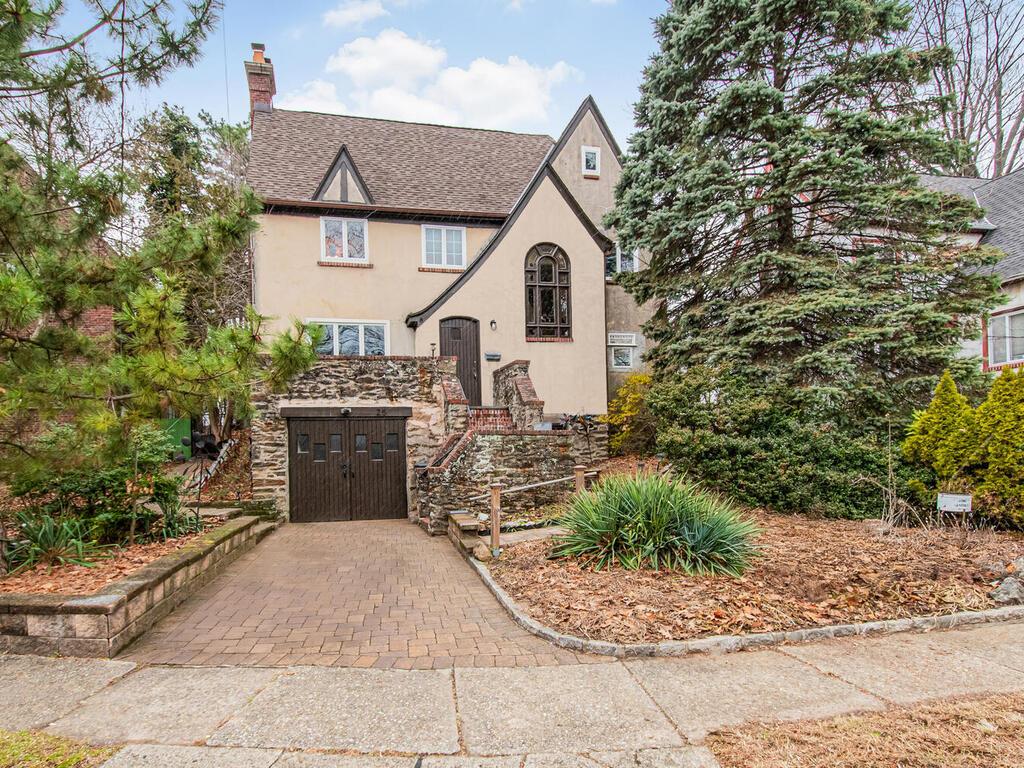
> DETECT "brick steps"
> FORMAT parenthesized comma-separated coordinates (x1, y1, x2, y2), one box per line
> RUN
(469, 407, 514, 431)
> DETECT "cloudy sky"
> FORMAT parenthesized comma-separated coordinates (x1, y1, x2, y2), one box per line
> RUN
(142, 0, 665, 144)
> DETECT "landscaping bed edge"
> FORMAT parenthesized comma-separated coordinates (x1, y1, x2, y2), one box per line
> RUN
(468, 557, 1024, 657)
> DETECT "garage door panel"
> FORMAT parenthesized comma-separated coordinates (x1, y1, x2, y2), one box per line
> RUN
(288, 417, 406, 522)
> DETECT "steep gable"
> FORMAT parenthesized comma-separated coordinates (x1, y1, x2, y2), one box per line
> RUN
(313, 145, 373, 204)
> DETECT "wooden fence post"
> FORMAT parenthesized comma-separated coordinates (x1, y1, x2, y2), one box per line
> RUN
(574, 465, 586, 493)
(489, 482, 502, 556)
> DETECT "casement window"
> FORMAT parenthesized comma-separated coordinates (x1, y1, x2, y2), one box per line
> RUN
(608, 332, 637, 370)
(606, 243, 638, 278)
(525, 243, 571, 339)
(581, 145, 600, 177)
(987, 310, 1024, 366)
(422, 225, 466, 269)
(309, 320, 388, 356)
(320, 217, 368, 263)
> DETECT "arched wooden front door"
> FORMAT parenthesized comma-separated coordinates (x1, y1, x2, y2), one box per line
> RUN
(439, 317, 481, 405)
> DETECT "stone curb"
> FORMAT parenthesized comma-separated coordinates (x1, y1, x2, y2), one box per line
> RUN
(467, 558, 1024, 658)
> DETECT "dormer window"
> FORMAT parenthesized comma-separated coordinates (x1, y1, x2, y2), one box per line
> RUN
(582, 146, 600, 177)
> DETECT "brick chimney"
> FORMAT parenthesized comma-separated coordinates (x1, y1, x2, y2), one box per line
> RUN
(244, 42, 276, 123)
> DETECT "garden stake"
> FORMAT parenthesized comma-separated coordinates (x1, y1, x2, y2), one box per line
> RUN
(489, 481, 502, 557)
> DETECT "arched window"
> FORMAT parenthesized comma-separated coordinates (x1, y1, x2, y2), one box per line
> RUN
(525, 244, 571, 339)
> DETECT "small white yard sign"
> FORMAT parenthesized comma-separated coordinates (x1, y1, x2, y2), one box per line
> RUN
(937, 493, 972, 513)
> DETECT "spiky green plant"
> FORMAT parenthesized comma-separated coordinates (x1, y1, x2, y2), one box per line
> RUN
(551, 474, 759, 575)
(7, 513, 108, 572)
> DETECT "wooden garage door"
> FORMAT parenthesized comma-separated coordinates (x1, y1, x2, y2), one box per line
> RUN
(288, 417, 407, 522)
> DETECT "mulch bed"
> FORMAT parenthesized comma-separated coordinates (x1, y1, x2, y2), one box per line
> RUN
(0, 529, 209, 596)
(489, 510, 1024, 644)
(709, 693, 1024, 768)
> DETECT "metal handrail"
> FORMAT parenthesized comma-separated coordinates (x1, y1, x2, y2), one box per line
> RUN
(466, 474, 574, 502)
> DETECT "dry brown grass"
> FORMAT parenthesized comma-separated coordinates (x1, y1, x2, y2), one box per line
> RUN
(709, 693, 1024, 768)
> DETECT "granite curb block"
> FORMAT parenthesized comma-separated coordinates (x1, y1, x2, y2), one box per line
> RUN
(0, 516, 267, 657)
(468, 557, 1024, 658)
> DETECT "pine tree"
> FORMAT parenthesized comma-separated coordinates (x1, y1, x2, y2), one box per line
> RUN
(0, 3, 316, 477)
(973, 369, 1024, 519)
(902, 370, 975, 480)
(610, 0, 1002, 432)
(608, 0, 1005, 514)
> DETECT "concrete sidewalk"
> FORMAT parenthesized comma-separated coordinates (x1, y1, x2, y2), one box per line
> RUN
(3, 621, 1023, 766)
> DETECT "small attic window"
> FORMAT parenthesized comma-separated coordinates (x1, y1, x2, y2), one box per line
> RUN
(582, 146, 600, 177)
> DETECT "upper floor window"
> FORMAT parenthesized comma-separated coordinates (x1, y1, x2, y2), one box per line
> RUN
(988, 310, 1024, 366)
(321, 217, 368, 263)
(525, 244, 571, 339)
(606, 243, 638, 278)
(310, 320, 387, 356)
(581, 146, 600, 177)
(422, 225, 466, 269)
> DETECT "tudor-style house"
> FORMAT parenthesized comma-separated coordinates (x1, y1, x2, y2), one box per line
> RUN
(242, 44, 651, 526)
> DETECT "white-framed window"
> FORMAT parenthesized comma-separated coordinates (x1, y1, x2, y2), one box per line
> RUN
(421, 225, 466, 269)
(611, 347, 633, 370)
(582, 145, 601, 177)
(988, 309, 1024, 366)
(320, 217, 368, 263)
(308, 319, 388, 357)
(606, 243, 638, 278)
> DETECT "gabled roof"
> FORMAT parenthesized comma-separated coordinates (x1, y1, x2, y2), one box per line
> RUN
(406, 162, 614, 328)
(551, 95, 623, 163)
(312, 144, 373, 204)
(247, 109, 554, 215)
(920, 170, 1024, 281)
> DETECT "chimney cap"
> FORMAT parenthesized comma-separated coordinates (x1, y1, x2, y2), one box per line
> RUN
(251, 42, 266, 52)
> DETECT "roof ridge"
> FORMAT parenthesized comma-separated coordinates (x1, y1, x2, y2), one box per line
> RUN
(265, 107, 555, 141)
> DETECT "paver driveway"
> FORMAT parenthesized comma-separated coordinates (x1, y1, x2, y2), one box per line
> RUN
(126, 520, 596, 668)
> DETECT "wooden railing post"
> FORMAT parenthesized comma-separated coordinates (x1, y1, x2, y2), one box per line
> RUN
(489, 481, 502, 556)
(574, 465, 586, 493)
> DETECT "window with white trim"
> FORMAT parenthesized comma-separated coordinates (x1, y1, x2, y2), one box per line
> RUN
(582, 145, 600, 177)
(320, 217, 368, 263)
(611, 347, 633, 370)
(310, 320, 388, 356)
(606, 243, 638, 277)
(422, 225, 466, 268)
(988, 310, 1024, 366)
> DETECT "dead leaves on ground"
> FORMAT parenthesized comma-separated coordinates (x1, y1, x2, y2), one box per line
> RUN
(489, 510, 1024, 644)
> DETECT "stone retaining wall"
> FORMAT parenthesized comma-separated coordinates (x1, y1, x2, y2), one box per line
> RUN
(492, 360, 544, 429)
(0, 517, 262, 658)
(416, 426, 608, 534)
(251, 356, 462, 519)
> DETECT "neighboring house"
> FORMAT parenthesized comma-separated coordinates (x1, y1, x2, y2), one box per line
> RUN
(920, 171, 1024, 371)
(241, 44, 651, 526)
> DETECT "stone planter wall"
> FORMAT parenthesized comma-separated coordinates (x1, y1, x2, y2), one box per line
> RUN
(0, 516, 262, 658)
(251, 356, 462, 520)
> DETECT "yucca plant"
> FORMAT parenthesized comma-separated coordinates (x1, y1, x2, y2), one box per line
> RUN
(7, 512, 109, 572)
(552, 474, 759, 576)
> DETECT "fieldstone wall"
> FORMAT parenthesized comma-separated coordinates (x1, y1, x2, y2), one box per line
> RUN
(251, 356, 461, 520)
(416, 426, 608, 534)
(0, 517, 261, 658)
(492, 360, 545, 429)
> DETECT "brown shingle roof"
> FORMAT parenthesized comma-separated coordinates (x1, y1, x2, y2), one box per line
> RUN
(247, 108, 555, 215)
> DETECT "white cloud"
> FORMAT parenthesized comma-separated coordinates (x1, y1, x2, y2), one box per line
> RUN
(277, 79, 349, 113)
(326, 29, 446, 90)
(427, 56, 579, 129)
(281, 28, 580, 131)
(322, 0, 388, 28)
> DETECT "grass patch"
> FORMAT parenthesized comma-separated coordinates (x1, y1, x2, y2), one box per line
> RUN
(0, 730, 115, 768)
(709, 693, 1024, 767)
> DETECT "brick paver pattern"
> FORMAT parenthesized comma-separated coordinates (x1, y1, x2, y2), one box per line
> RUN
(126, 521, 603, 669)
